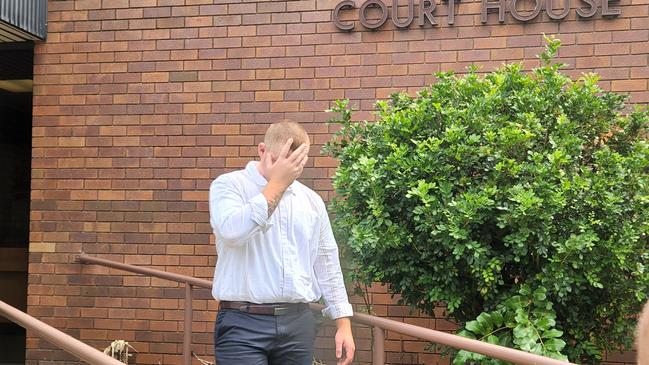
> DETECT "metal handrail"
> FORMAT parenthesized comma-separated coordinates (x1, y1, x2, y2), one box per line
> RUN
(76, 254, 208, 365)
(0, 300, 125, 365)
(77, 254, 574, 365)
(77, 253, 212, 288)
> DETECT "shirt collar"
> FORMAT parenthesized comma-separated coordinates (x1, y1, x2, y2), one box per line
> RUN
(246, 161, 295, 194)
(246, 161, 267, 186)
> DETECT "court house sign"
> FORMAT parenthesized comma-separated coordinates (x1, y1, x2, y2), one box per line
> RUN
(332, 0, 621, 30)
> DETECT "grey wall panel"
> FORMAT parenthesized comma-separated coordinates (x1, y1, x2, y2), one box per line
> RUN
(0, 0, 47, 41)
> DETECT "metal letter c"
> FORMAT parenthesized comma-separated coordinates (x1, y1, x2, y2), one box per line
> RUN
(333, 1, 356, 31)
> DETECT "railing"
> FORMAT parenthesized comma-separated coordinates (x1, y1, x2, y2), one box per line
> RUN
(0, 300, 125, 365)
(76, 254, 211, 365)
(77, 254, 574, 365)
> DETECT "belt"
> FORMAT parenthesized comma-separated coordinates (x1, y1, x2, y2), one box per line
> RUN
(219, 301, 310, 316)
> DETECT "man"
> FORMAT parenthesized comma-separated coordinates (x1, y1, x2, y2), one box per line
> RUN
(209, 121, 355, 365)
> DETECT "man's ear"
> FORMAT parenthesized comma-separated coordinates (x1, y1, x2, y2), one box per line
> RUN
(258, 142, 266, 160)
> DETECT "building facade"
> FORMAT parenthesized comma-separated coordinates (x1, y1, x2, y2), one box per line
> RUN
(14, 0, 649, 363)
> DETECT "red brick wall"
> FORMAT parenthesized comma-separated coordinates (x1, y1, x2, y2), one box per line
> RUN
(28, 0, 646, 364)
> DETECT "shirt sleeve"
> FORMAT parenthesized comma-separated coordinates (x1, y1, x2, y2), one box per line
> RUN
(313, 200, 354, 320)
(209, 176, 272, 248)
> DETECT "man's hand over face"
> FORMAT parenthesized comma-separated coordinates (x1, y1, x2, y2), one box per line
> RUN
(261, 138, 309, 189)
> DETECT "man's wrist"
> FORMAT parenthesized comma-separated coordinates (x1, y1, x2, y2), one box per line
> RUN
(268, 178, 290, 191)
(262, 180, 287, 199)
(335, 317, 352, 330)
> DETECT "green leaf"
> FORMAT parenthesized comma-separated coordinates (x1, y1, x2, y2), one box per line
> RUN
(476, 312, 495, 333)
(545, 338, 567, 352)
(465, 320, 483, 334)
(513, 324, 533, 339)
(542, 329, 564, 339)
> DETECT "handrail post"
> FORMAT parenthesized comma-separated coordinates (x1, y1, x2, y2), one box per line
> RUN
(184, 283, 193, 365)
(373, 326, 385, 365)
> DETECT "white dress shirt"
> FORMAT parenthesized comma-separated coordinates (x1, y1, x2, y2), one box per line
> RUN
(209, 161, 354, 320)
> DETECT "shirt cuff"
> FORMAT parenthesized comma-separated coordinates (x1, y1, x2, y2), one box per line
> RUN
(249, 193, 271, 229)
(322, 302, 354, 320)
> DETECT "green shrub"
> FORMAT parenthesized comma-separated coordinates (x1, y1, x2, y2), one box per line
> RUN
(324, 36, 648, 364)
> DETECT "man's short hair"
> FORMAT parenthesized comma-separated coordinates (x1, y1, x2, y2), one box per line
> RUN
(264, 121, 310, 152)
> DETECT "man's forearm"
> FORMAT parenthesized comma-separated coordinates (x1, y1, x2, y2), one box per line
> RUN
(261, 180, 288, 217)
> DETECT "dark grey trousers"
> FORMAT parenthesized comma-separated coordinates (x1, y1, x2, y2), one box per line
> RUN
(214, 307, 316, 365)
